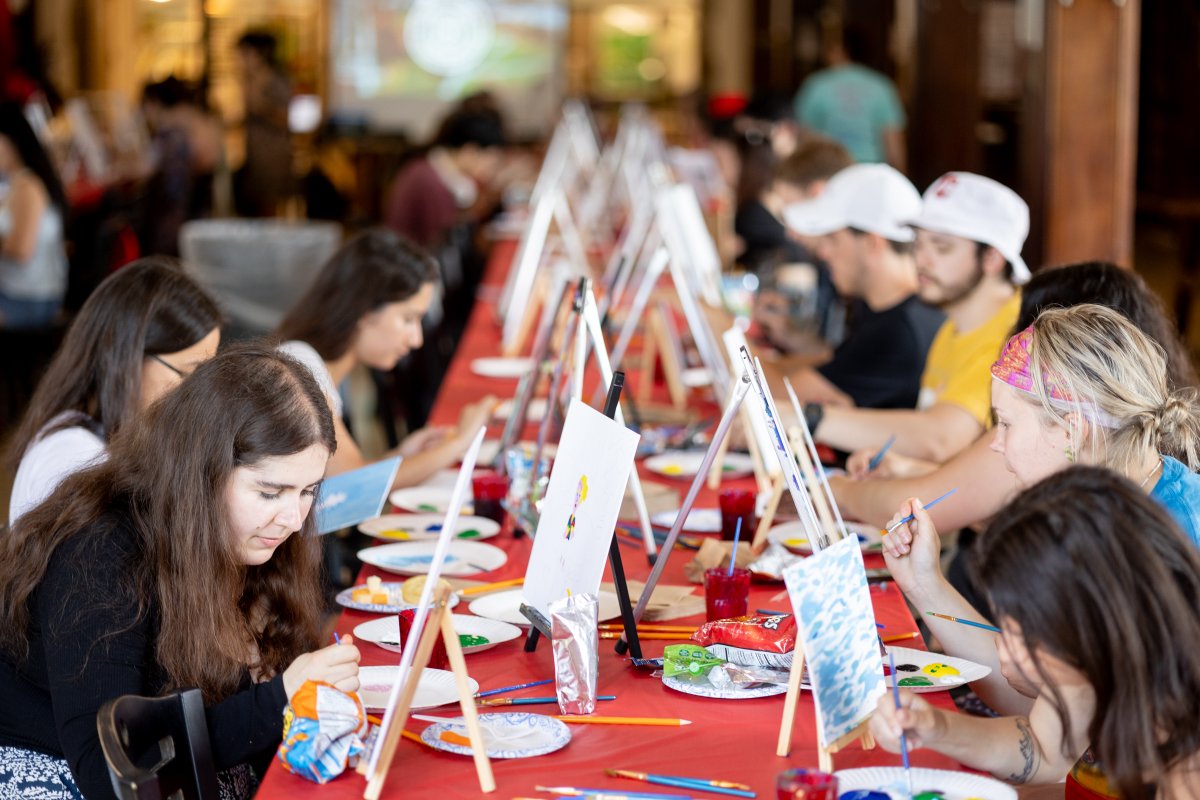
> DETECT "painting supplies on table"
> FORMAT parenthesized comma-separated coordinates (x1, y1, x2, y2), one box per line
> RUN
(925, 612, 1002, 633)
(553, 716, 692, 727)
(478, 695, 616, 707)
(882, 632, 921, 644)
(882, 489, 959, 536)
(867, 435, 897, 472)
(458, 577, 526, 597)
(538, 787, 694, 800)
(475, 678, 555, 699)
(606, 769, 756, 798)
(553, 592, 600, 714)
(889, 651, 915, 799)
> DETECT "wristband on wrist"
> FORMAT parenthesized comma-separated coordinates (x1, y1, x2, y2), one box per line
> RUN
(803, 402, 824, 433)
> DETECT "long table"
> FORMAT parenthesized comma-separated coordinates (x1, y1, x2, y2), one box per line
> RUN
(256, 239, 966, 799)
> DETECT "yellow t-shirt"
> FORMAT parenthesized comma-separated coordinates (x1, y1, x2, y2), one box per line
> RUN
(916, 292, 1021, 425)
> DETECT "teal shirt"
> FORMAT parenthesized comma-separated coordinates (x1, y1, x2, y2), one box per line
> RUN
(794, 64, 905, 163)
(1151, 455, 1200, 549)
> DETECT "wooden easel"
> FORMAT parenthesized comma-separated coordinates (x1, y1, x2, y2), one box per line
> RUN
(361, 584, 495, 798)
(776, 640, 876, 771)
(637, 300, 689, 410)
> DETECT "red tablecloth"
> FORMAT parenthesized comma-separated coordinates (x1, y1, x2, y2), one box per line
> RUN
(256, 238, 966, 799)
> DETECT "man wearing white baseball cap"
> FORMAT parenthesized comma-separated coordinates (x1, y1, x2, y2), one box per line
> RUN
(808, 171, 1030, 467)
(781, 163, 945, 410)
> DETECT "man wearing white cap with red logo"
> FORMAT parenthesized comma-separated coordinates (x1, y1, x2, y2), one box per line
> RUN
(807, 171, 1030, 468)
(781, 163, 945, 411)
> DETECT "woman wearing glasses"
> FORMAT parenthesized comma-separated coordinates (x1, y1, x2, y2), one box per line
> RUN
(6, 257, 221, 526)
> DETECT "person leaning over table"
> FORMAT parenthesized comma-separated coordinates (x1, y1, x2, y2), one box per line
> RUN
(6, 256, 222, 527)
(880, 302, 1200, 720)
(776, 162, 944, 410)
(803, 172, 1029, 465)
(0, 345, 360, 800)
(872, 467, 1200, 799)
(827, 261, 1199, 531)
(275, 228, 496, 491)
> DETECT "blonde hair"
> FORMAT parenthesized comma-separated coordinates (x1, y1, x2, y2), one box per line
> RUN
(1024, 304, 1200, 479)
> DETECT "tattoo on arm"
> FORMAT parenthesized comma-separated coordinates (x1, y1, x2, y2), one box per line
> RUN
(1006, 716, 1040, 784)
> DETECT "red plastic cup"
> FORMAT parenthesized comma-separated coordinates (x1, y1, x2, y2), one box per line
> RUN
(398, 609, 449, 670)
(704, 566, 751, 621)
(776, 769, 838, 800)
(471, 470, 509, 525)
(718, 487, 756, 541)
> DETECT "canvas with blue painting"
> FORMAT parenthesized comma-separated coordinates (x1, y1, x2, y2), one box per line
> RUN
(783, 535, 885, 748)
(315, 457, 402, 535)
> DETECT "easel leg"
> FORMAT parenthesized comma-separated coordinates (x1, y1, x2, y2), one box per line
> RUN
(607, 534, 643, 659)
(442, 608, 497, 793)
(751, 477, 786, 554)
(776, 644, 806, 757)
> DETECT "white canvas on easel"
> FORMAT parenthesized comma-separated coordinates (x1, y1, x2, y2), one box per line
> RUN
(716, 326, 780, 495)
(523, 399, 640, 619)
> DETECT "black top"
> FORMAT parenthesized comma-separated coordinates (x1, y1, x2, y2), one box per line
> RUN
(817, 295, 945, 409)
(735, 200, 812, 272)
(0, 510, 288, 800)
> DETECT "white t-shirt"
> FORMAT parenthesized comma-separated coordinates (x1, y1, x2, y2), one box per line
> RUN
(9, 414, 106, 527)
(278, 340, 344, 418)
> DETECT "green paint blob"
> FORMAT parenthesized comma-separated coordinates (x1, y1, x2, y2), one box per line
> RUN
(898, 676, 935, 687)
(459, 634, 490, 648)
(913, 792, 946, 800)
(457, 529, 481, 538)
(417, 504, 438, 512)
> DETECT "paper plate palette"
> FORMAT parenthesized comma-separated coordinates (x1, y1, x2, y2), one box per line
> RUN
(645, 450, 755, 480)
(768, 520, 882, 555)
(353, 614, 522, 655)
(358, 666, 477, 712)
(471, 357, 535, 379)
(661, 673, 789, 700)
(650, 507, 721, 533)
(494, 398, 548, 422)
(834, 767, 1017, 800)
(357, 540, 508, 577)
(335, 582, 461, 615)
(359, 513, 499, 542)
(467, 588, 623, 626)
(420, 712, 571, 759)
(799, 646, 991, 694)
(387, 488, 473, 516)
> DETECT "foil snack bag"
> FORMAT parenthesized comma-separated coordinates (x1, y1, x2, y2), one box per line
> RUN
(551, 592, 599, 715)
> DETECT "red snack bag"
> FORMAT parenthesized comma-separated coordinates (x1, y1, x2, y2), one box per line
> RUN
(690, 614, 796, 669)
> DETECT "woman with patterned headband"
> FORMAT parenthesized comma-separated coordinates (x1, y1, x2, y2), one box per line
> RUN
(882, 303, 1200, 719)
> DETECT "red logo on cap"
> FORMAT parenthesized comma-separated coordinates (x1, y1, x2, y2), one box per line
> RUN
(932, 175, 958, 198)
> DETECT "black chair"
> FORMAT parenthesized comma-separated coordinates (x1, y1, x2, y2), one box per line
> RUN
(97, 689, 220, 800)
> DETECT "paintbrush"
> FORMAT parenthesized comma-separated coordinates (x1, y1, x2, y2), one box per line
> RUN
(606, 769, 755, 798)
(475, 678, 554, 698)
(600, 631, 690, 640)
(925, 612, 1001, 633)
(882, 489, 958, 535)
(868, 435, 897, 471)
(889, 651, 915, 799)
(538, 787, 693, 800)
(478, 695, 616, 707)
(598, 624, 697, 632)
(554, 716, 691, 726)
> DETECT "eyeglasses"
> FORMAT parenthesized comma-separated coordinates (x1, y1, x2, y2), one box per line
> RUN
(149, 353, 185, 378)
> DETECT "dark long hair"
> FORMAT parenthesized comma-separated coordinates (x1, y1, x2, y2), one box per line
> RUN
(975, 467, 1200, 800)
(1014, 261, 1198, 390)
(0, 344, 335, 701)
(6, 257, 222, 472)
(275, 228, 440, 360)
(0, 102, 66, 218)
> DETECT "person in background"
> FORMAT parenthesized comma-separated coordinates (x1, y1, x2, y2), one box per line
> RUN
(0, 345, 361, 800)
(303, 123, 354, 223)
(828, 261, 1199, 530)
(5, 257, 222, 526)
(809, 172, 1029, 464)
(274, 228, 495, 491)
(874, 468, 1200, 798)
(0, 102, 67, 328)
(140, 77, 223, 254)
(881, 302, 1200, 719)
(794, 24, 906, 170)
(235, 31, 292, 217)
(778, 162, 944, 410)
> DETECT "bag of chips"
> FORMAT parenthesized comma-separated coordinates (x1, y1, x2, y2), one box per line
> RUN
(690, 613, 796, 669)
(276, 681, 368, 784)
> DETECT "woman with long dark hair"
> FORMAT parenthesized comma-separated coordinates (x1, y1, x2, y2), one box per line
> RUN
(0, 345, 360, 799)
(276, 228, 495, 489)
(0, 102, 68, 328)
(872, 467, 1200, 798)
(6, 257, 221, 525)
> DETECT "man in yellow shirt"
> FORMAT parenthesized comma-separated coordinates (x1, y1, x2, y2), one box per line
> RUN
(802, 172, 1029, 463)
